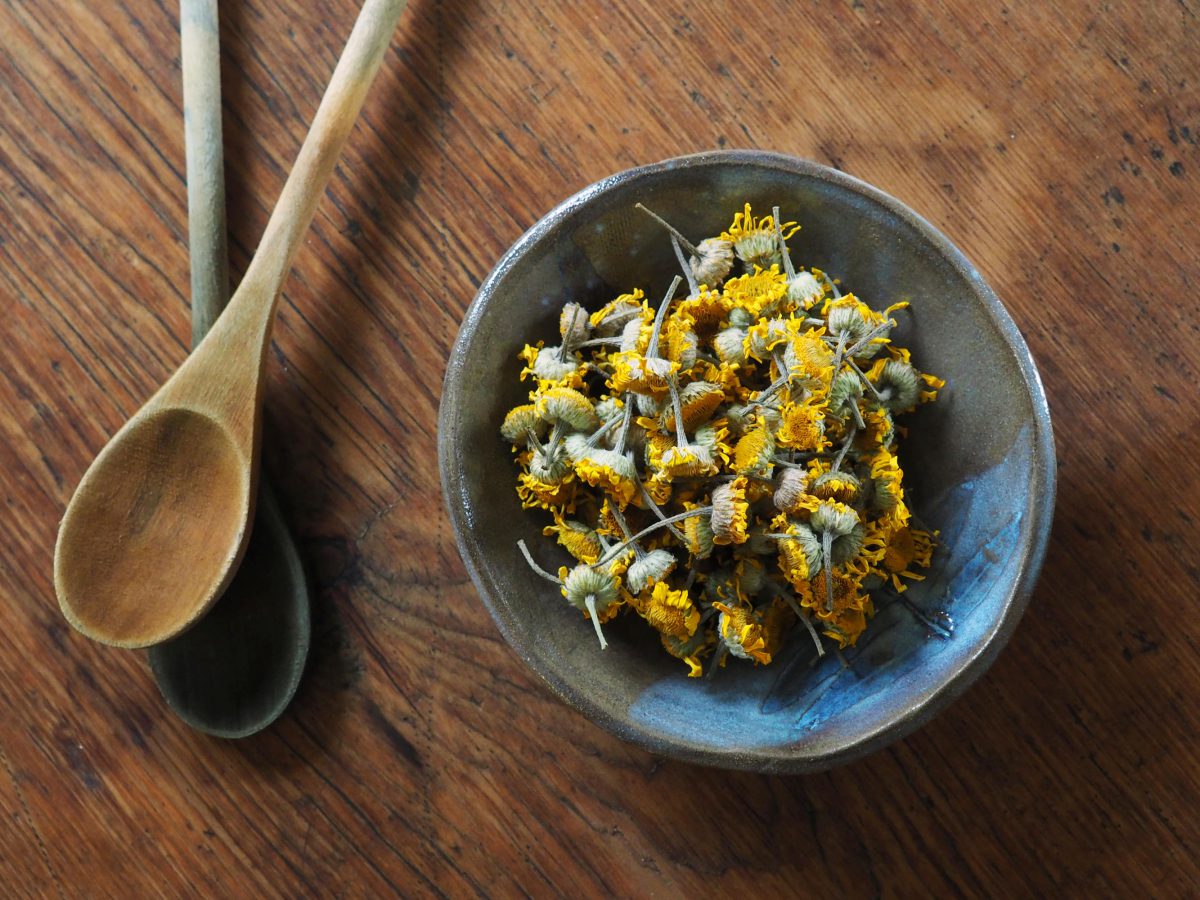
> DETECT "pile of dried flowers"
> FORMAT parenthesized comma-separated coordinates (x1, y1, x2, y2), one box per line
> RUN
(501, 202, 944, 677)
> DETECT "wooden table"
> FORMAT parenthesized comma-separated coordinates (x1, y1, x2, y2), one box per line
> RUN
(2, 0, 1196, 895)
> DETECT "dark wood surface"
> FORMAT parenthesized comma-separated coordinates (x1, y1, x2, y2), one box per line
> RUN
(2, 0, 1197, 895)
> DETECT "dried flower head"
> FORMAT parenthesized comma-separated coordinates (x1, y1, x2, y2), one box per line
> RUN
(508, 199, 941, 673)
(658, 443, 717, 479)
(733, 422, 775, 476)
(787, 270, 825, 307)
(811, 470, 861, 504)
(773, 467, 809, 514)
(690, 237, 735, 287)
(810, 499, 860, 536)
(637, 581, 700, 639)
(575, 449, 639, 506)
(562, 564, 622, 649)
(500, 404, 546, 444)
(713, 326, 748, 365)
(626, 548, 678, 595)
(710, 477, 750, 545)
(560, 301, 591, 347)
(663, 381, 724, 433)
(543, 517, 602, 564)
(872, 359, 921, 412)
(826, 297, 870, 344)
(777, 521, 823, 589)
(589, 290, 645, 336)
(721, 203, 797, 271)
(536, 386, 599, 431)
(713, 602, 771, 663)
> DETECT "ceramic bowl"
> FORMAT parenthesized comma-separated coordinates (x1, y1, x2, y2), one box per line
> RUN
(439, 150, 1054, 773)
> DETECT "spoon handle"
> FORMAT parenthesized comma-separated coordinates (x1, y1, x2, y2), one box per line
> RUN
(181, 0, 229, 345)
(239, 0, 408, 300)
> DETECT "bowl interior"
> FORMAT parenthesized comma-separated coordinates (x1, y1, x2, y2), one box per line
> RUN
(441, 152, 1053, 772)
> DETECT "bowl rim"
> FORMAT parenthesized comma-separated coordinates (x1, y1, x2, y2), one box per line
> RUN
(439, 148, 1056, 773)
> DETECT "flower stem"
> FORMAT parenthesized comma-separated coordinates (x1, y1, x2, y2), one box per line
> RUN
(637, 481, 687, 541)
(849, 400, 866, 430)
(609, 505, 644, 560)
(847, 357, 885, 402)
(646, 275, 682, 360)
(671, 235, 700, 295)
(770, 456, 809, 470)
(755, 370, 793, 405)
(614, 392, 635, 455)
(666, 376, 688, 446)
(843, 318, 895, 359)
(822, 529, 835, 614)
(773, 205, 796, 280)
(705, 645, 726, 680)
(635, 202, 699, 256)
(777, 588, 825, 657)
(585, 414, 622, 449)
(584, 595, 609, 650)
(518, 539, 561, 584)
(831, 424, 857, 474)
(593, 506, 712, 568)
(571, 336, 627, 349)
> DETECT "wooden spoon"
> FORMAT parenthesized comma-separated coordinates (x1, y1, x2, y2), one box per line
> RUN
(54, 0, 408, 648)
(146, 0, 310, 738)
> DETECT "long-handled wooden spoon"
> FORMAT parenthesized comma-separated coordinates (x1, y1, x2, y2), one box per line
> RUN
(54, 0, 408, 648)
(146, 0, 310, 738)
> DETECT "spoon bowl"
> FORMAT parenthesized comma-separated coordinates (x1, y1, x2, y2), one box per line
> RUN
(55, 406, 250, 647)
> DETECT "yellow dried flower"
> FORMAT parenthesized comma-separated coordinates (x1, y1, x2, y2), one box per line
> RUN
(721, 203, 799, 270)
(723, 266, 788, 319)
(626, 548, 677, 594)
(733, 422, 774, 475)
(674, 286, 731, 333)
(589, 289, 646, 334)
(657, 443, 717, 479)
(575, 449, 638, 507)
(536, 386, 599, 431)
(776, 398, 829, 451)
(710, 477, 750, 545)
(881, 525, 937, 592)
(509, 199, 943, 674)
(713, 601, 771, 664)
(663, 381, 725, 433)
(608, 351, 677, 396)
(516, 469, 577, 512)
(542, 517, 602, 564)
(636, 581, 700, 639)
(500, 404, 545, 445)
(519, 342, 586, 390)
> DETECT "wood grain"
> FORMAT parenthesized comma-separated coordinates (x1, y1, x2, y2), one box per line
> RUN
(1, 0, 1197, 895)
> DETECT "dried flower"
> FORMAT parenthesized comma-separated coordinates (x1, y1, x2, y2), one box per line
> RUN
(500, 404, 546, 445)
(536, 386, 599, 431)
(721, 203, 798, 271)
(773, 467, 809, 514)
(560, 301, 591, 346)
(626, 548, 678, 594)
(710, 477, 750, 545)
(508, 199, 943, 673)
(561, 564, 622, 649)
(636, 581, 700, 638)
(714, 602, 771, 664)
(575, 449, 639, 506)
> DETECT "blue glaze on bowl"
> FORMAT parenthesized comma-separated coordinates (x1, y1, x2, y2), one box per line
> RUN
(439, 151, 1055, 773)
(629, 424, 1031, 757)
